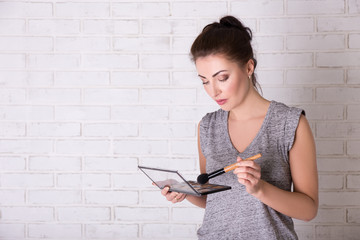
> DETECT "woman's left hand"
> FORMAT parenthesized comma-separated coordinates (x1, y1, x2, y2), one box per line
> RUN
(233, 156, 263, 195)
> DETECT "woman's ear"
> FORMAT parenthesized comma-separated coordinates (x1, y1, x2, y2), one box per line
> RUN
(246, 59, 255, 76)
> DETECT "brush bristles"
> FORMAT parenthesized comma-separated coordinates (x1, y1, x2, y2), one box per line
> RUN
(197, 173, 209, 184)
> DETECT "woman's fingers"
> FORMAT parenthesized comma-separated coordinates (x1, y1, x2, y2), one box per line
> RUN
(161, 187, 186, 203)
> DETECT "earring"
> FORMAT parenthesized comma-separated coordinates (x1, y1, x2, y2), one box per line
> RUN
(248, 75, 251, 80)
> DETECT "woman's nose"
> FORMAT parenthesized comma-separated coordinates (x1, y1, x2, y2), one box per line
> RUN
(209, 83, 221, 98)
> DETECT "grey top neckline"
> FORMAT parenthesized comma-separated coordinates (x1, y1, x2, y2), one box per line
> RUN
(225, 101, 273, 155)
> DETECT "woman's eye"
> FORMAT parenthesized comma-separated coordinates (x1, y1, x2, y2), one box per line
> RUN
(202, 81, 209, 85)
(218, 76, 229, 82)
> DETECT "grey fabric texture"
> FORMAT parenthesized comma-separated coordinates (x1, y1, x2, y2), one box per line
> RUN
(197, 101, 304, 240)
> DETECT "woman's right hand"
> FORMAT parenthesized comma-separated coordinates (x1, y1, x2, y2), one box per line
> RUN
(161, 186, 187, 204)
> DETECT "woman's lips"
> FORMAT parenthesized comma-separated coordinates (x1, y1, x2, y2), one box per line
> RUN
(216, 99, 227, 105)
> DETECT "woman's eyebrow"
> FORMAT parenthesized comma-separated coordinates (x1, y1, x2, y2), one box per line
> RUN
(198, 70, 228, 79)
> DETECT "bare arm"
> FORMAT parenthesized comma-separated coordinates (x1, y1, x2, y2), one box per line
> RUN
(234, 115, 318, 221)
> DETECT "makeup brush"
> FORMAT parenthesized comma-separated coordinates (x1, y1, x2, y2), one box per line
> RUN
(197, 153, 262, 184)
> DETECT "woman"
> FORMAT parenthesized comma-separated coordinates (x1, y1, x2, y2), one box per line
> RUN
(160, 15, 318, 239)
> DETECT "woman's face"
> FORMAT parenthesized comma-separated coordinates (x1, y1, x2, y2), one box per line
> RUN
(195, 54, 253, 111)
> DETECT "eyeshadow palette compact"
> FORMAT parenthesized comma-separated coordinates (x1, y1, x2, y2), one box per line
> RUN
(138, 165, 231, 196)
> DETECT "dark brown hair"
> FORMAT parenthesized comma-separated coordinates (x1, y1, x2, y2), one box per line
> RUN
(190, 15, 260, 91)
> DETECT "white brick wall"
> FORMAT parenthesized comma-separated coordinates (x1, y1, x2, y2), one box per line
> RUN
(0, 0, 359, 239)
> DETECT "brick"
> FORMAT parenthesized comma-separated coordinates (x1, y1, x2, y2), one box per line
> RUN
(82, 54, 138, 69)
(0, 156, 25, 171)
(319, 174, 344, 190)
(113, 140, 168, 155)
(0, 106, 54, 121)
(258, 53, 313, 68)
(254, 36, 284, 52)
(85, 190, 138, 205)
(347, 175, 360, 189)
(262, 87, 313, 104)
(230, 0, 283, 16)
(28, 190, 81, 204)
(316, 122, 360, 138)
(0, 207, 54, 221)
(28, 54, 80, 70)
(0, 224, 25, 238)
(28, 20, 80, 35)
(113, 37, 170, 52)
(141, 88, 196, 105)
(55, 3, 109, 17)
(315, 225, 360, 240)
(112, 71, 169, 86)
(316, 140, 344, 155)
(311, 208, 345, 223)
(83, 89, 138, 104)
(0, 19, 25, 34)
(172, 2, 227, 17)
(317, 157, 360, 172)
(0, 140, 53, 154)
(304, 109, 323, 125)
(57, 174, 110, 188)
(0, 71, 53, 87)
(28, 224, 82, 238)
(259, 18, 314, 33)
(318, 16, 360, 31)
(170, 140, 198, 156)
(0, 37, 53, 51)
(286, 69, 344, 85)
(172, 207, 205, 223)
(140, 190, 173, 206)
(83, 123, 138, 137)
(113, 173, 149, 189)
(55, 71, 109, 86)
(317, 52, 360, 67)
(84, 157, 138, 172)
(140, 123, 196, 138)
(0, 173, 53, 188)
(115, 207, 168, 221)
(142, 223, 197, 238)
(83, 20, 139, 35)
(287, 0, 344, 14)
(347, 208, 360, 223)
(111, 106, 168, 121)
(85, 224, 138, 238)
(347, 105, 360, 120)
(112, 2, 170, 17)
(320, 192, 360, 206)
(348, 70, 360, 84)
(0, 122, 25, 136)
(287, 34, 345, 50)
(0, 89, 26, 104)
(28, 122, 80, 137)
(57, 207, 111, 221)
(55, 106, 110, 121)
(316, 87, 360, 103)
(0, 2, 52, 17)
(141, 54, 191, 69)
(28, 89, 81, 104)
(0, 190, 25, 205)
(56, 140, 110, 154)
(0, 54, 25, 68)
(172, 37, 194, 53)
(29, 156, 81, 171)
(56, 37, 110, 52)
(142, 19, 197, 35)
(349, 34, 360, 49)
(349, 0, 360, 13)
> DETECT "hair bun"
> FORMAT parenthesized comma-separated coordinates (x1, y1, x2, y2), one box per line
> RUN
(219, 16, 252, 40)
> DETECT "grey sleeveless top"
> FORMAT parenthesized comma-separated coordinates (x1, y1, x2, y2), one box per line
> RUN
(197, 101, 304, 240)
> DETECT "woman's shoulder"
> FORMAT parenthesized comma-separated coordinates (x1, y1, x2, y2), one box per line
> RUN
(200, 108, 227, 128)
(270, 101, 305, 118)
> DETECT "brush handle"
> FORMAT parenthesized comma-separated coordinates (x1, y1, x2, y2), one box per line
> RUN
(224, 153, 262, 172)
